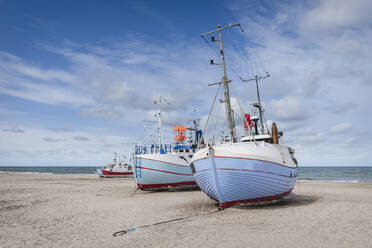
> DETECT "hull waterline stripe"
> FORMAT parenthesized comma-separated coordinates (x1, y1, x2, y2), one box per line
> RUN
(136, 166, 193, 176)
(101, 170, 133, 176)
(213, 155, 297, 169)
(137, 157, 189, 167)
(220, 189, 293, 208)
(137, 181, 197, 189)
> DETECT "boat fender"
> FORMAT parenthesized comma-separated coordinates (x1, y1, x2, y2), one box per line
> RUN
(272, 122, 279, 144)
(190, 163, 196, 174)
(292, 157, 298, 166)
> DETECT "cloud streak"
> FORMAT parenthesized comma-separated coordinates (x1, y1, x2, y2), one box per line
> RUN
(2, 127, 24, 133)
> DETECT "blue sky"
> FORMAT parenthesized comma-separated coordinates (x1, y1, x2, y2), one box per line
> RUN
(1, 0, 372, 166)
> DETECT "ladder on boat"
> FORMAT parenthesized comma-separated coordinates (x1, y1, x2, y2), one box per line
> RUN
(134, 155, 142, 178)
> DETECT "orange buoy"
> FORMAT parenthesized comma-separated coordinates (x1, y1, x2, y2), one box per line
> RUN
(173, 125, 187, 132)
(173, 125, 187, 142)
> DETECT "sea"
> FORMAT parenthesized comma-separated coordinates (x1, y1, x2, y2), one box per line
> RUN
(0, 166, 372, 182)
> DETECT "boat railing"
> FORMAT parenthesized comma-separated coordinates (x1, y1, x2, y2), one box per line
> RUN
(134, 144, 174, 155)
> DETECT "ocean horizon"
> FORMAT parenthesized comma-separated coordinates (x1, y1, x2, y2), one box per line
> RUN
(1, 166, 372, 182)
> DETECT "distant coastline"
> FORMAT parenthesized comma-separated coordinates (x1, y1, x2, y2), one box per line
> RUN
(1, 166, 372, 182)
(0, 166, 98, 174)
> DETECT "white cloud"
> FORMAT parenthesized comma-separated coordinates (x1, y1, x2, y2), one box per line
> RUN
(299, 132, 325, 143)
(329, 122, 352, 134)
(52, 41, 215, 114)
(270, 96, 310, 122)
(73, 135, 90, 141)
(0, 51, 94, 107)
(0, 124, 136, 165)
(12, 64, 75, 82)
(0, 51, 75, 82)
(302, 0, 372, 32)
(145, 109, 189, 126)
(44, 137, 65, 142)
(79, 108, 123, 119)
(0, 80, 94, 106)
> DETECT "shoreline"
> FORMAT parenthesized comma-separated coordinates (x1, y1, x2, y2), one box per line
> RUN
(1, 171, 372, 183)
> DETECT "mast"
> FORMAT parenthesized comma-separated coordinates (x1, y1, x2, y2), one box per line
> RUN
(155, 96, 164, 146)
(154, 96, 169, 146)
(241, 72, 270, 134)
(201, 24, 241, 141)
(193, 119, 198, 143)
(187, 119, 199, 146)
(113, 152, 117, 165)
(217, 25, 235, 141)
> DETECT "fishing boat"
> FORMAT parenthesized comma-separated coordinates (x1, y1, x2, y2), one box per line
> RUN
(190, 24, 298, 208)
(133, 96, 201, 190)
(97, 152, 134, 178)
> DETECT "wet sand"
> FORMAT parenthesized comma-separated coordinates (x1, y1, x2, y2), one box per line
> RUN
(1, 173, 371, 248)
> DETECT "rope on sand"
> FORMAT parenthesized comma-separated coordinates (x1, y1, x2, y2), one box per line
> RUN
(113, 210, 219, 237)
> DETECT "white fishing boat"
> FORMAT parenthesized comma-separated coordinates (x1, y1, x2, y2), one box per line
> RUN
(97, 152, 134, 178)
(133, 97, 201, 190)
(190, 24, 298, 208)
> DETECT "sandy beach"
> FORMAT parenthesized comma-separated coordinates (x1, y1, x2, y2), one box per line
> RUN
(1, 173, 371, 248)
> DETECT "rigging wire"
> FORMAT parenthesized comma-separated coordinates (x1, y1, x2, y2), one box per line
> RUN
(261, 108, 270, 134)
(211, 91, 222, 145)
(229, 82, 256, 143)
(244, 25, 269, 74)
(231, 24, 270, 80)
(201, 35, 221, 58)
(197, 83, 222, 149)
(201, 23, 269, 82)
(200, 24, 267, 84)
(139, 121, 157, 145)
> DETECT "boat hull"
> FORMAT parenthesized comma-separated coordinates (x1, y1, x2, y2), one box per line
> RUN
(98, 169, 134, 178)
(133, 155, 197, 190)
(191, 144, 297, 208)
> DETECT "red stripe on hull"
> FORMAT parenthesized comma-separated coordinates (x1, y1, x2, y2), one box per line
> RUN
(137, 181, 197, 189)
(214, 155, 297, 169)
(101, 169, 133, 176)
(139, 157, 189, 167)
(136, 166, 193, 176)
(219, 189, 293, 208)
